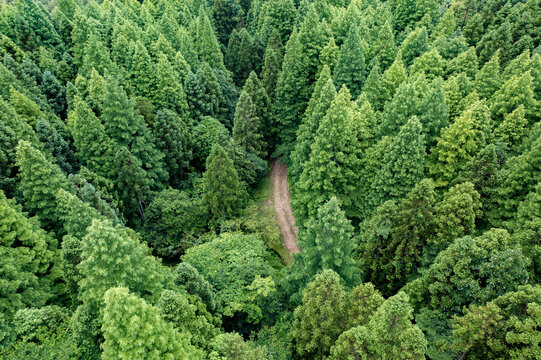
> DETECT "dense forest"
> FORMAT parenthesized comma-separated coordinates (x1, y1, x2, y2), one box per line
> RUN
(0, 0, 540, 358)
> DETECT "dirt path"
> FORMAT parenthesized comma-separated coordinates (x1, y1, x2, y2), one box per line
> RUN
(270, 159, 300, 253)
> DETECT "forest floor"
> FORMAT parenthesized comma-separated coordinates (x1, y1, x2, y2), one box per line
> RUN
(270, 158, 300, 254)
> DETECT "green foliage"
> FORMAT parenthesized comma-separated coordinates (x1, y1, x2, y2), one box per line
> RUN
(201, 144, 246, 224)
(330, 291, 427, 360)
(232, 90, 265, 157)
(450, 285, 541, 360)
(152, 109, 192, 187)
(334, 24, 365, 98)
(15, 140, 70, 230)
(294, 86, 361, 224)
(182, 232, 276, 327)
(0, 190, 57, 316)
(208, 332, 271, 360)
(292, 269, 347, 359)
(185, 62, 226, 124)
(287, 197, 359, 303)
(142, 188, 207, 258)
(369, 116, 425, 211)
(192, 7, 225, 71)
(101, 287, 203, 360)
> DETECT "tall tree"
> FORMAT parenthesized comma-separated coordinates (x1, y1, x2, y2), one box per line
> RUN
(152, 109, 192, 187)
(294, 86, 361, 225)
(292, 269, 347, 360)
(242, 71, 272, 153)
(101, 287, 202, 360)
(369, 116, 425, 212)
(290, 66, 335, 186)
(201, 144, 246, 224)
(15, 140, 70, 230)
(288, 197, 359, 303)
(232, 90, 265, 157)
(192, 7, 225, 71)
(334, 24, 365, 98)
(330, 292, 427, 360)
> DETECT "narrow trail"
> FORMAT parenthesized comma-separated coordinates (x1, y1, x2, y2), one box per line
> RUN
(270, 159, 300, 253)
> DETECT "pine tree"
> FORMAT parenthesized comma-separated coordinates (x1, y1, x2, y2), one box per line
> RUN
(15, 140, 70, 230)
(360, 179, 437, 296)
(371, 20, 397, 70)
(78, 219, 172, 311)
(474, 50, 501, 99)
(410, 48, 446, 80)
(152, 109, 192, 187)
(496, 135, 541, 222)
(36, 118, 78, 174)
(292, 269, 347, 360)
(0, 190, 56, 316)
(242, 71, 272, 154)
(260, 33, 283, 99)
(294, 86, 361, 225)
(68, 96, 118, 180)
(400, 27, 428, 67)
(290, 66, 335, 186)
(100, 74, 167, 189)
(331, 292, 427, 360)
(288, 197, 359, 302)
(212, 0, 242, 46)
(102, 287, 203, 360)
(225, 28, 259, 87)
(448, 47, 478, 79)
(232, 90, 264, 157)
(318, 37, 339, 74)
(429, 100, 492, 187)
(334, 24, 365, 98)
(56, 188, 102, 239)
(366, 52, 408, 112)
(490, 71, 536, 125)
(369, 116, 425, 210)
(185, 62, 225, 123)
(192, 7, 225, 71)
(129, 40, 157, 100)
(154, 53, 189, 119)
(201, 144, 246, 224)
(494, 105, 528, 152)
(418, 77, 449, 149)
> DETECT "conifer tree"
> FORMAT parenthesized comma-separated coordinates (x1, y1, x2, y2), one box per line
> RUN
(36, 118, 78, 174)
(242, 71, 272, 153)
(331, 292, 427, 360)
(225, 28, 259, 87)
(154, 53, 189, 119)
(474, 50, 501, 99)
(400, 27, 428, 67)
(360, 179, 437, 295)
(410, 48, 446, 80)
(68, 96, 118, 180)
(56, 188, 102, 239)
(318, 37, 339, 74)
(366, 52, 408, 112)
(15, 140, 70, 230)
(130, 40, 157, 100)
(429, 100, 492, 187)
(185, 62, 225, 123)
(201, 144, 246, 224)
(290, 66, 335, 186)
(334, 24, 365, 98)
(288, 197, 358, 302)
(192, 7, 225, 71)
(418, 77, 449, 149)
(298, 4, 330, 87)
(494, 105, 528, 152)
(496, 135, 541, 222)
(294, 86, 361, 225)
(448, 47, 478, 79)
(0, 190, 56, 316)
(152, 109, 192, 187)
(100, 74, 167, 188)
(102, 287, 202, 360)
(78, 219, 172, 311)
(232, 90, 264, 157)
(490, 71, 536, 125)
(369, 116, 425, 210)
(371, 21, 397, 70)
(292, 269, 347, 360)
(260, 33, 283, 99)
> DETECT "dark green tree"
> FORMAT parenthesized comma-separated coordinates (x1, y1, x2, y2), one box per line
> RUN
(369, 116, 425, 211)
(152, 109, 192, 187)
(201, 144, 246, 224)
(334, 24, 365, 98)
(232, 90, 265, 157)
(192, 7, 226, 71)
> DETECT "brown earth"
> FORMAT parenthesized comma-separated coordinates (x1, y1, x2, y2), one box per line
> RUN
(270, 159, 300, 253)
